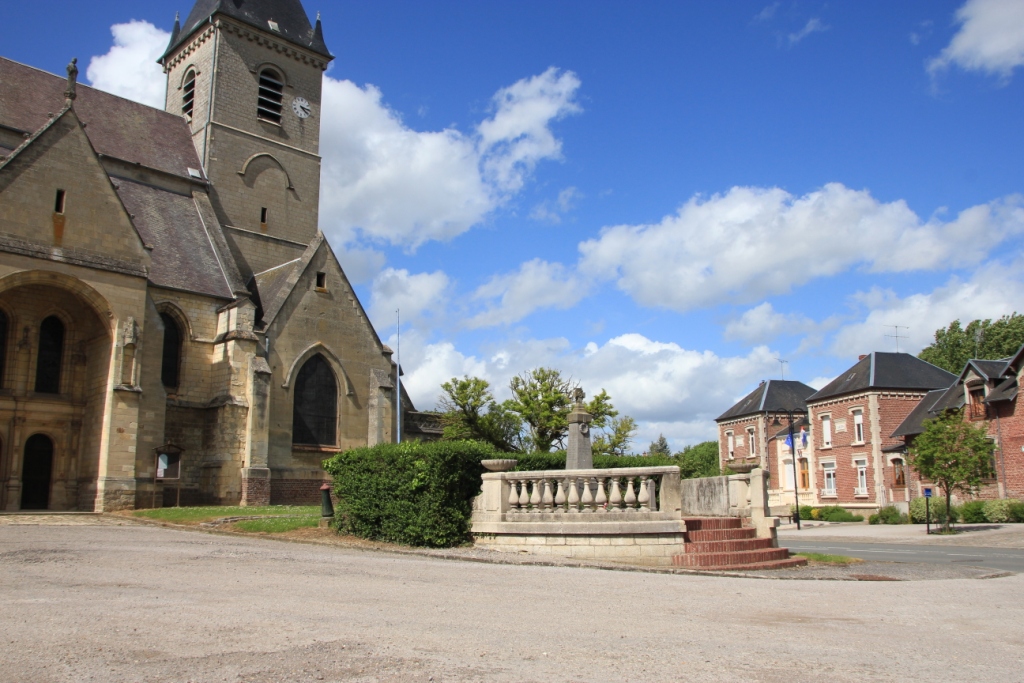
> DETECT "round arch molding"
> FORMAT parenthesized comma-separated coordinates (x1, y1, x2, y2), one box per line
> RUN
(237, 153, 295, 190)
(0, 271, 115, 335)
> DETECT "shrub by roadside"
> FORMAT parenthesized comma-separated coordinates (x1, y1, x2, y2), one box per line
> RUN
(983, 499, 1023, 523)
(791, 504, 865, 523)
(959, 500, 987, 523)
(323, 440, 496, 547)
(909, 496, 956, 524)
(869, 506, 908, 525)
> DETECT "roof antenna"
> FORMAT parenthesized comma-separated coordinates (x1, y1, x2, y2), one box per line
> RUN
(885, 325, 908, 353)
(776, 357, 788, 380)
(63, 58, 78, 103)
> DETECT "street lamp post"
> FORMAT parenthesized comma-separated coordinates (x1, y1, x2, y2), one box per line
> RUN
(773, 410, 802, 531)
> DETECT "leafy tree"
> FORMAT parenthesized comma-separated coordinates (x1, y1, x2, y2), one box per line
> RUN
(593, 416, 638, 456)
(507, 368, 617, 451)
(918, 313, 1024, 374)
(675, 441, 721, 479)
(438, 377, 523, 452)
(648, 434, 671, 457)
(908, 408, 994, 532)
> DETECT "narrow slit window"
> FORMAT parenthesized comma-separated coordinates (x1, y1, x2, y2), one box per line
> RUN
(35, 315, 64, 394)
(257, 68, 284, 124)
(54, 189, 66, 214)
(260, 207, 268, 225)
(316, 272, 326, 289)
(182, 70, 196, 121)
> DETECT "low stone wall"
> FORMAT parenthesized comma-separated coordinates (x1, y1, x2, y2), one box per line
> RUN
(474, 529, 687, 565)
(680, 476, 730, 516)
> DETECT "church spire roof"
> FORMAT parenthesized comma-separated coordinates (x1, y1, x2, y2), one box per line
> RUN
(160, 0, 332, 62)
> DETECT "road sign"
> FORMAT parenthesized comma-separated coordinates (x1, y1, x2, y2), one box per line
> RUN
(924, 488, 932, 498)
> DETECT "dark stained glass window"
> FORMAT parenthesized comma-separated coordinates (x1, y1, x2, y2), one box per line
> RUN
(292, 354, 337, 446)
(35, 316, 64, 394)
(160, 312, 181, 389)
(0, 310, 7, 387)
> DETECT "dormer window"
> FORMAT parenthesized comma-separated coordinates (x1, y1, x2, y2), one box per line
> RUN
(267, 20, 280, 32)
(182, 69, 196, 122)
(257, 68, 284, 124)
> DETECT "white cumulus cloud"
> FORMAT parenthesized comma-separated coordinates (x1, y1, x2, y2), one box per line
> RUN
(830, 261, 1024, 360)
(724, 302, 817, 344)
(369, 268, 450, 330)
(788, 18, 829, 46)
(467, 259, 590, 328)
(929, 0, 1024, 80)
(85, 20, 169, 108)
(578, 184, 1024, 313)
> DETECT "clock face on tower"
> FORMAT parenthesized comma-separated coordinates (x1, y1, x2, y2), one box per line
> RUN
(292, 97, 311, 119)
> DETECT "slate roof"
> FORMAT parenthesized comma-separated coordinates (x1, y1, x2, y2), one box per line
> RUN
(113, 177, 234, 299)
(964, 359, 1009, 381)
(890, 389, 947, 438)
(0, 58, 202, 180)
(986, 377, 1018, 404)
(716, 379, 817, 422)
(163, 0, 331, 60)
(807, 352, 956, 403)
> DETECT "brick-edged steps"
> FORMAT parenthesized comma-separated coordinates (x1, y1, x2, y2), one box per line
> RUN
(673, 518, 806, 571)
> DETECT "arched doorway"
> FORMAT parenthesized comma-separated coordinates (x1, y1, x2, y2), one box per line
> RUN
(21, 434, 53, 510)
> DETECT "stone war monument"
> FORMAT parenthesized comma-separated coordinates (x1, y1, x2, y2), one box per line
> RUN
(565, 388, 593, 469)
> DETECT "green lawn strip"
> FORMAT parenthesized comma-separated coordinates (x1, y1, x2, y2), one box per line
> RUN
(132, 505, 318, 524)
(793, 552, 864, 565)
(232, 516, 320, 533)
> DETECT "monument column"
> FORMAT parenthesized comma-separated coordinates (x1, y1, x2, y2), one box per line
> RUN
(566, 389, 593, 470)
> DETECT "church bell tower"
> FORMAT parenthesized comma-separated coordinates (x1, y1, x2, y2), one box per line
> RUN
(159, 0, 333, 278)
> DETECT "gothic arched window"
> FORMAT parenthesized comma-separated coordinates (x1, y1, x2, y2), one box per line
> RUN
(257, 67, 284, 124)
(182, 69, 196, 121)
(160, 312, 181, 389)
(292, 354, 337, 446)
(35, 315, 64, 394)
(0, 309, 8, 387)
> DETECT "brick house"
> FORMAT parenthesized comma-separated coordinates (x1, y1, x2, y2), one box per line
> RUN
(891, 346, 1024, 501)
(0, 0, 435, 511)
(803, 353, 954, 514)
(715, 379, 816, 506)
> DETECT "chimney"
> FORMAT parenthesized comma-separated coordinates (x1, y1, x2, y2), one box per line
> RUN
(858, 354, 868, 361)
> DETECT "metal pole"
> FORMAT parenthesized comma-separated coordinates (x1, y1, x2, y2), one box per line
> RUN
(789, 411, 801, 531)
(926, 496, 930, 535)
(395, 308, 401, 444)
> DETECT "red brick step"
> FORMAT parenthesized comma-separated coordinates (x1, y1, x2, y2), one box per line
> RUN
(688, 557, 808, 571)
(672, 547, 793, 568)
(681, 538, 774, 554)
(685, 528, 757, 542)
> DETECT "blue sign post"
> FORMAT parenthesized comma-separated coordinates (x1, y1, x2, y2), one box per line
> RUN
(924, 488, 933, 534)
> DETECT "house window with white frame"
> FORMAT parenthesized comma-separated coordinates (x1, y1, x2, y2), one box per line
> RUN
(726, 431, 734, 460)
(747, 426, 757, 457)
(854, 457, 868, 495)
(821, 414, 832, 447)
(822, 462, 836, 496)
(853, 409, 864, 443)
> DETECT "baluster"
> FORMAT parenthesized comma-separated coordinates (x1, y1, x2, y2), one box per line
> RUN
(637, 476, 650, 511)
(624, 478, 637, 511)
(554, 478, 567, 511)
(608, 478, 622, 512)
(529, 478, 542, 512)
(508, 478, 521, 512)
(580, 477, 594, 512)
(567, 477, 580, 513)
(541, 478, 554, 512)
(648, 477, 658, 512)
(519, 478, 531, 511)
(595, 477, 608, 512)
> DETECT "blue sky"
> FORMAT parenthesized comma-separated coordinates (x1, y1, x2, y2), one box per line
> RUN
(6, 0, 1024, 448)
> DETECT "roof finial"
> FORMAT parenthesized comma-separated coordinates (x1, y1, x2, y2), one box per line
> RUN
(64, 58, 78, 103)
(317, 11, 321, 21)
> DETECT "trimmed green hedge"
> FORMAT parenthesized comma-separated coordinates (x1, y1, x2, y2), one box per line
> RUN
(909, 496, 955, 524)
(323, 440, 496, 547)
(512, 451, 681, 472)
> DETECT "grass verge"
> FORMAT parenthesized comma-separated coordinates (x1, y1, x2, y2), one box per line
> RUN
(233, 516, 320, 533)
(793, 552, 864, 565)
(132, 505, 318, 525)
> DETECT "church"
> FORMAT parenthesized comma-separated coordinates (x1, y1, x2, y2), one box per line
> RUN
(0, 0, 432, 512)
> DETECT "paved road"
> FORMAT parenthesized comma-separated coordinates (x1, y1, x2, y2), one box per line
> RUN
(3, 523, 1024, 682)
(784, 539, 1024, 573)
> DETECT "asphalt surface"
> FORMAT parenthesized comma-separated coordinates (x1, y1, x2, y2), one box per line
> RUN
(782, 539, 1024, 573)
(3, 523, 1024, 682)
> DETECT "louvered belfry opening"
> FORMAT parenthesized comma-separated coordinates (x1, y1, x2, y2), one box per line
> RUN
(160, 312, 181, 389)
(35, 315, 64, 394)
(292, 354, 337, 446)
(257, 68, 284, 123)
(182, 69, 196, 121)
